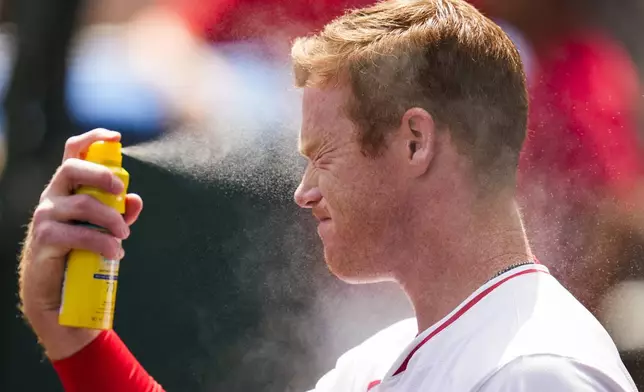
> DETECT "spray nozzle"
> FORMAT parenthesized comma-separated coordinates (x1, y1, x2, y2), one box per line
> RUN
(86, 141, 123, 167)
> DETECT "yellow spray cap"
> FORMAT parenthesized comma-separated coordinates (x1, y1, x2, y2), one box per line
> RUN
(78, 140, 129, 214)
(85, 141, 123, 167)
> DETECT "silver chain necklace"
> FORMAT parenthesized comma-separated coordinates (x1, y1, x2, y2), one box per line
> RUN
(487, 260, 536, 283)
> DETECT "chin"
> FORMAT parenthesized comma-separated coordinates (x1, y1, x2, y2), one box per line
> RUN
(323, 248, 389, 284)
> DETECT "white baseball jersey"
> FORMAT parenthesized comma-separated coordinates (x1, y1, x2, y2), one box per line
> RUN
(310, 263, 637, 392)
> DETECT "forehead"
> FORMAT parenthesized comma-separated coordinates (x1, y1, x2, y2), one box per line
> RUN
(299, 86, 355, 154)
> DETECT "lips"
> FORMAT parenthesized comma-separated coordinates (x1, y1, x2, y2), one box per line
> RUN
(316, 217, 332, 239)
(312, 209, 331, 222)
(313, 209, 332, 239)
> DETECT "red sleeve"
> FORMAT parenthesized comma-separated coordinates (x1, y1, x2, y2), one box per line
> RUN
(52, 330, 164, 392)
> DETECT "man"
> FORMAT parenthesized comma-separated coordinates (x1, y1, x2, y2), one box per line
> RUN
(18, 1, 636, 391)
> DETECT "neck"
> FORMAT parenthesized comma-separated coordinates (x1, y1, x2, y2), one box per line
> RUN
(395, 193, 532, 333)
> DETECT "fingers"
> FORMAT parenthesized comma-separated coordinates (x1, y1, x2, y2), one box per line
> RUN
(31, 220, 123, 260)
(124, 194, 143, 226)
(35, 194, 130, 239)
(44, 159, 124, 200)
(63, 129, 121, 162)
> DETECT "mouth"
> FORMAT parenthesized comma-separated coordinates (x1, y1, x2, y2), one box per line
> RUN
(312, 210, 331, 223)
(317, 218, 331, 239)
(313, 212, 332, 238)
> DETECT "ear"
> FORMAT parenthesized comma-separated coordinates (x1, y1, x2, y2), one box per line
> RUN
(399, 107, 436, 177)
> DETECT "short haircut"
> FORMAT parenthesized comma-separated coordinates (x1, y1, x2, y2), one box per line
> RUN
(292, 0, 528, 189)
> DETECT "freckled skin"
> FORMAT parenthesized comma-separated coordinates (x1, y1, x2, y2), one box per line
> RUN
(295, 86, 410, 282)
(293, 83, 533, 332)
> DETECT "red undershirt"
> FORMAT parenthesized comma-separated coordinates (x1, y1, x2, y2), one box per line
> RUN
(53, 330, 163, 392)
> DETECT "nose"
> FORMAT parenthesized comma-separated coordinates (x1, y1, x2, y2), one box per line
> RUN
(294, 181, 322, 209)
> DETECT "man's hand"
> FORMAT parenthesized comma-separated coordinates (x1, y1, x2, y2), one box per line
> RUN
(19, 129, 144, 360)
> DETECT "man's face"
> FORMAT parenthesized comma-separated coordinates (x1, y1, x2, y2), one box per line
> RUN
(294, 85, 408, 282)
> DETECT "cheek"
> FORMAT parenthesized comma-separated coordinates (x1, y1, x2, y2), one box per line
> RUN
(323, 168, 393, 222)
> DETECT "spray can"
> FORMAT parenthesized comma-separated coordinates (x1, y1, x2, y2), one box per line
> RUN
(58, 141, 129, 329)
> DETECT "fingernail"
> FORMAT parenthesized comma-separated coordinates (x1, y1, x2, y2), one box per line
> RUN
(122, 225, 130, 239)
(115, 243, 124, 259)
(104, 129, 120, 138)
